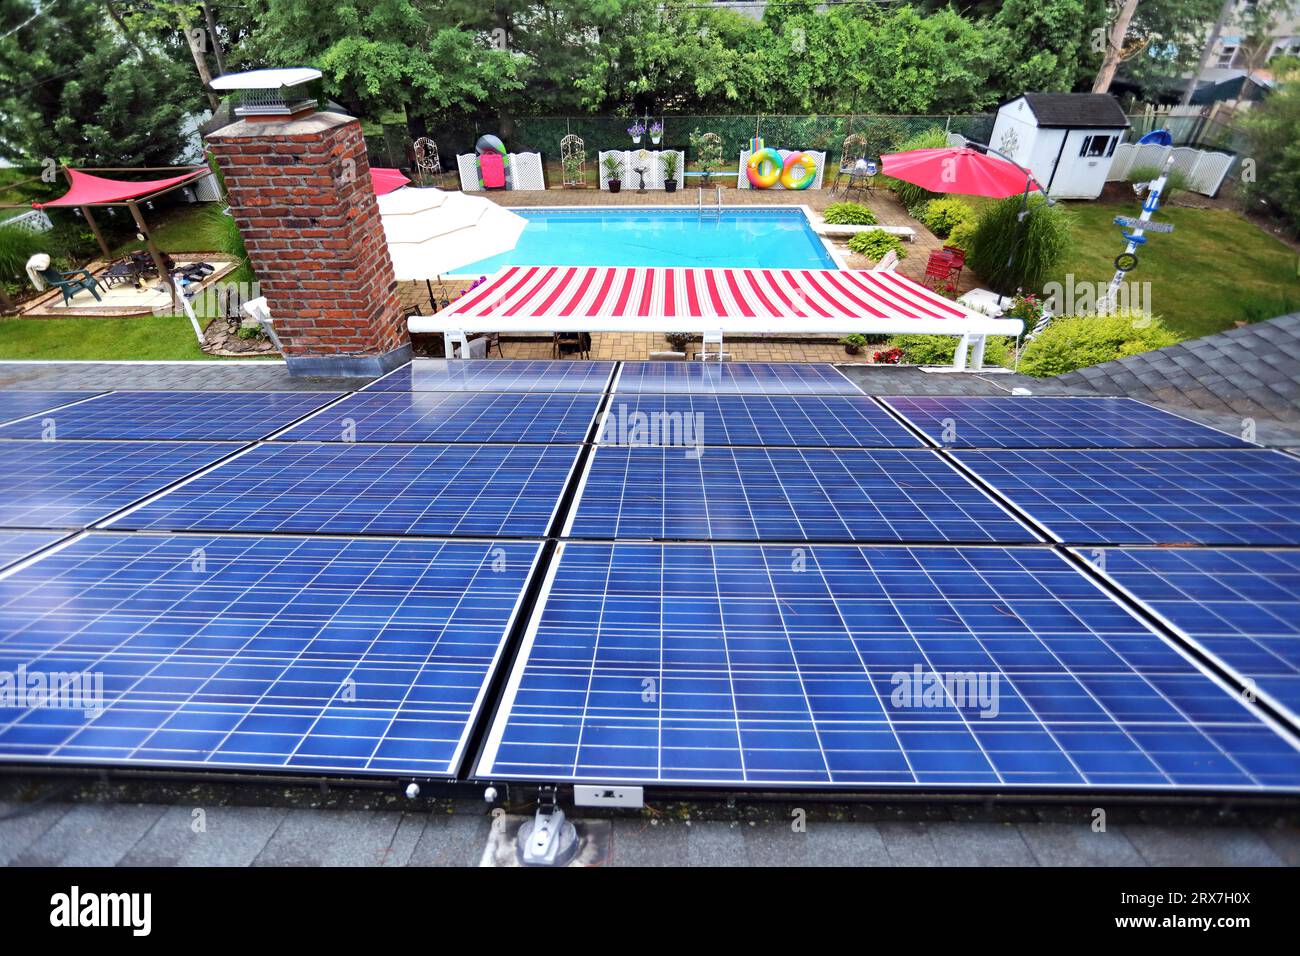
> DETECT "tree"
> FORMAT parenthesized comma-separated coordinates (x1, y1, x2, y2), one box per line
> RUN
(993, 0, 1106, 95)
(0, 0, 202, 166)
(1241, 73, 1300, 233)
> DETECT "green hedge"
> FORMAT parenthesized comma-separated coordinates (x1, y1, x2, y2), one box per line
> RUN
(1018, 314, 1179, 377)
(886, 333, 1014, 367)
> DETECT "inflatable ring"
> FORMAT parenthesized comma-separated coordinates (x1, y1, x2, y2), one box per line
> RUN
(746, 147, 783, 189)
(780, 151, 817, 190)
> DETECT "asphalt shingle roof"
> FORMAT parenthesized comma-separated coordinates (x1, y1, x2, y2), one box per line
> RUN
(1020, 92, 1131, 129)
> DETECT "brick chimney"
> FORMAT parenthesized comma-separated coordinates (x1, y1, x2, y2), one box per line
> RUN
(206, 107, 409, 377)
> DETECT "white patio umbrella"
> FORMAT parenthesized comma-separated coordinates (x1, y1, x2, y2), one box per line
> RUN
(377, 187, 526, 310)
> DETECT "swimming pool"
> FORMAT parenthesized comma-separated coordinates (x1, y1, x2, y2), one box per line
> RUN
(447, 207, 838, 274)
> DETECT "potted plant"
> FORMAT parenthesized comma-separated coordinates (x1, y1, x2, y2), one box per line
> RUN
(665, 332, 691, 353)
(628, 121, 646, 145)
(662, 151, 679, 193)
(841, 333, 867, 355)
(603, 153, 624, 193)
(649, 121, 663, 145)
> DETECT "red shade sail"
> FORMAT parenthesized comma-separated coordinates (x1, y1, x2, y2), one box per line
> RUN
(370, 167, 410, 196)
(34, 168, 206, 208)
(881, 147, 1040, 199)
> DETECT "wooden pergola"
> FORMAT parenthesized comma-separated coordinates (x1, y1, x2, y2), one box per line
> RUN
(0, 165, 211, 311)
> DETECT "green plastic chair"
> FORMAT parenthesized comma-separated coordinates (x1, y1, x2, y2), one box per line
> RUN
(40, 266, 102, 305)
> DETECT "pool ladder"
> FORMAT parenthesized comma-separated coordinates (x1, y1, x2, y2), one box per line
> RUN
(697, 185, 722, 218)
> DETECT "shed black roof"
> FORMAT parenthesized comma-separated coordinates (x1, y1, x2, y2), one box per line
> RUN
(1017, 93, 1131, 129)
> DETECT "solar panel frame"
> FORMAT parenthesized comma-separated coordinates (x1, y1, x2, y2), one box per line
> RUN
(0, 530, 70, 571)
(107, 442, 583, 539)
(615, 362, 864, 395)
(595, 393, 924, 448)
(0, 440, 241, 530)
(275, 390, 602, 444)
(565, 446, 1041, 544)
(1077, 547, 1300, 727)
(475, 542, 1300, 791)
(881, 396, 1253, 449)
(0, 533, 543, 778)
(0, 391, 344, 442)
(953, 449, 1300, 546)
(365, 360, 616, 393)
(0, 391, 104, 427)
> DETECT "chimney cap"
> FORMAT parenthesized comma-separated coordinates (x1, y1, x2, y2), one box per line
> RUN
(211, 68, 322, 91)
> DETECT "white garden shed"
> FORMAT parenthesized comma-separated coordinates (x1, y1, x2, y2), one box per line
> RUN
(990, 93, 1131, 200)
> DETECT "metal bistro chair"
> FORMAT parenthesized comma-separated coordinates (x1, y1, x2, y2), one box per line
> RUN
(830, 134, 867, 195)
(553, 331, 591, 359)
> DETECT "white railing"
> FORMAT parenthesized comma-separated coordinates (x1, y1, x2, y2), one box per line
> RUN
(0, 209, 53, 234)
(1107, 143, 1235, 197)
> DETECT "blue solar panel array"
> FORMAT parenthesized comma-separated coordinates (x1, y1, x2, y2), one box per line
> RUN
(111, 442, 580, 538)
(598, 394, 921, 448)
(956, 449, 1300, 546)
(883, 396, 1251, 449)
(616, 361, 860, 394)
(0, 440, 237, 529)
(568, 447, 1037, 543)
(0, 391, 341, 441)
(0, 534, 539, 777)
(1088, 548, 1300, 723)
(0, 391, 102, 427)
(0, 531, 68, 571)
(477, 544, 1300, 789)
(277, 391, 600, 443)
(368, 360, 615, 392)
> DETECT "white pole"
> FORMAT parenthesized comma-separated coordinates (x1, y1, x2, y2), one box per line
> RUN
(175, 276, 205, 346)
(1099, 149, 1176, 312)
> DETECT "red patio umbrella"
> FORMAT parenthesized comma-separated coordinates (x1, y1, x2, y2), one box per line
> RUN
(881, 146, 1040, 199)
(369, 167, 411, 196)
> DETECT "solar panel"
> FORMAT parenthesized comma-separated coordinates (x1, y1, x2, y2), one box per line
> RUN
(598, 394, 922, 448)
(276, 391, 600, 444)
(616, 362, 862, 395)
(955, 449, 1300, 546)
(110, 442, 580, 538)
(0, 391, 101, 427)
(882, 396, 1251, 449)
(367, 360, 615, 392)
(477, 543, 1300, 789)
(1085, 548, 1300, 723)
(0, 441, 237, 530)
(0, 391, 342, 441)
(567, 447, 1037, 543)
(0, 533, 540, 777)
(0, 531, 67, 571)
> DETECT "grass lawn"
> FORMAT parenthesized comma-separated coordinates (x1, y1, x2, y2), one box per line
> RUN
(112, 202, 230, 256)
(0, 316, 251, 361)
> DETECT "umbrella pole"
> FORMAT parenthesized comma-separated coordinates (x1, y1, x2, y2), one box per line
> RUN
(425, 278, 438, 313)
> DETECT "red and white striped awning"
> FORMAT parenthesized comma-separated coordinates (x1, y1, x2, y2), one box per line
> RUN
(409, 266, 1021, 336)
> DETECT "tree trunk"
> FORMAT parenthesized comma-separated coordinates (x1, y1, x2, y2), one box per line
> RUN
(1092, 0, 1141, 94)
(184, 19, 221, 112)
(202, 2, 227, 75)
(1181, 0, 1236, 106)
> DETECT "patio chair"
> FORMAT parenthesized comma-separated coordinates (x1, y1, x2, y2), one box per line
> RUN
(35, 264, 103, 305)
(871, 249, 900, 272)
(553, 331, 590, 359)
(921, 248, 963, 290)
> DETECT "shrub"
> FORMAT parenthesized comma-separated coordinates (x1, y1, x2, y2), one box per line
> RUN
(822, 202, 877, 226)
(946, 218, 978, 253)
(847, 230, 907, 261)
(886, 333, 1014, 367)
(0, 226, 43, 283)
(919, 197, 975, 239)
(966, 193, 1074, 296)
(885, 126, 949, 211)
(1017, 314, 1179, 377)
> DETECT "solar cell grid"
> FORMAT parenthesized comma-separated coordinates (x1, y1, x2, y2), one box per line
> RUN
(616, 362, 862, 395)
(0, 391, 101, 427)
(367, 360, 615, 392)
(0, 391, 342, 441)
(0, 440, 237, 530)
(477, 543, 1300, 789)
(276, 390, 600, 444)
(597, 393, 921, 448)
(567, 447, 1037, 543)
(882, 396, 1249, 449)
(0, 534, 540, 777)
(955, 449, 1300, 546)
(110, 442, 579, 538)
(1086, 548, 1300, 723)
(0, 531, 67, 570)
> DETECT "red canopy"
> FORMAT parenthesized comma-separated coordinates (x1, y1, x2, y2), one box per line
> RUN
(881, 147, 1040, 199)
(33, 168, 206, 208)
(370, 167, 410, 196)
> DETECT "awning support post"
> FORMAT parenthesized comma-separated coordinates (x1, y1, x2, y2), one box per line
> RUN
(952, 334, 971, 371)
(443, 330, 468, 358)
(969, 335, 986, 371)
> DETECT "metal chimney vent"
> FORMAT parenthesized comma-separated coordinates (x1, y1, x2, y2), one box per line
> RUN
(211, 68, 323, 119)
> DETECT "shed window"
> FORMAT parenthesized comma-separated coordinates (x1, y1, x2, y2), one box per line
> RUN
(1080, 135, 1114, 158)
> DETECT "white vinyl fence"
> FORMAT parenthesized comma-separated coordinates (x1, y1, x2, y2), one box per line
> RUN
(1107, 143, 1235, 197)
(0, 209, 53, 234)
(456, 152, 546, 191)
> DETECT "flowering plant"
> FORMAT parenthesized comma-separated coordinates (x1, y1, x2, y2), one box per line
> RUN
(627, 121, 646, 138)
(872, 346, 904, 365)
(649, 121, 663, 136)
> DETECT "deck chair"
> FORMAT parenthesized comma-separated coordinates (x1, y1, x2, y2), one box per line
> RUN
(871, 249, 899, 272)
(37, 265, 102, 305)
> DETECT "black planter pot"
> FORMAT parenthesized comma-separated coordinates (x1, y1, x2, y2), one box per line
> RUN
(608, 180, 622, 193)
(664, 179, 678, 193)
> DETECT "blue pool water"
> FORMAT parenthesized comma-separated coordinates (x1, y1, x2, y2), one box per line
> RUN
(447, 208, 836, 274)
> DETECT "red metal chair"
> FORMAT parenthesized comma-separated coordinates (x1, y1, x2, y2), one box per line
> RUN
(922, 248, 963, 290)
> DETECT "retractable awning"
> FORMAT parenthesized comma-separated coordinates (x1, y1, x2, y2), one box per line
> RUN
(33, 168, 208, 207)
(410, 266, 1022, 337)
